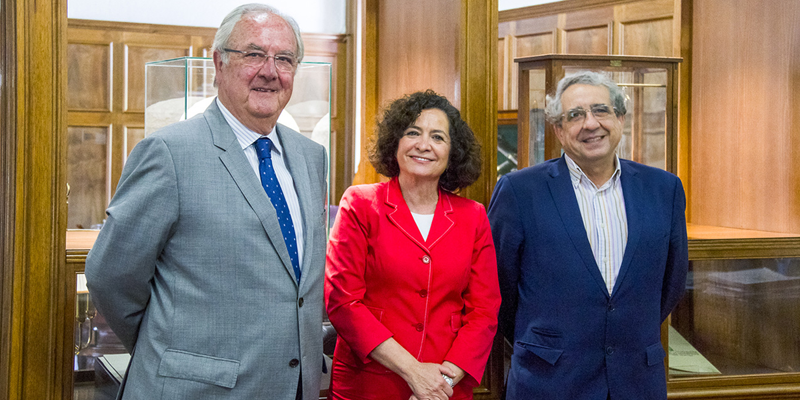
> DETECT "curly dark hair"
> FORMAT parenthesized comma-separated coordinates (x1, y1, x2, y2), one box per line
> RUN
(369, 90, 482, 192)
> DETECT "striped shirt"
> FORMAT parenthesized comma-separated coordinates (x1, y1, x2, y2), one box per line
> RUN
(565, 154, 627, 294)
(216, 98, 305, 269)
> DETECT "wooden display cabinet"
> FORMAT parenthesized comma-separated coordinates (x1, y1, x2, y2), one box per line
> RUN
(514, 54, 681, 173)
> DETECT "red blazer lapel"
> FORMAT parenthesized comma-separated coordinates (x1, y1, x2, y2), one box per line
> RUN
(383, 178, 455, 251)
(425, 189, 455, 250)
(385, 178, 427, 249)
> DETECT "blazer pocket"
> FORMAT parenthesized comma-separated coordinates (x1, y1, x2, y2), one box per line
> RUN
(365, 305, 384, 322)
(515, 341, 564, 366)
(157, 349, 239, 389)
(450, 313, 463, 332)
(646, 342, 666, 366)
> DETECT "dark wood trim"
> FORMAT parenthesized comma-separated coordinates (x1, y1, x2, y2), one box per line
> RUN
(515, 53, 682, 64)
(499, 0, 643, 22)
(688, 238, 800, 261)
(0, 0, 16, 397)
(498, 109, 518, 125)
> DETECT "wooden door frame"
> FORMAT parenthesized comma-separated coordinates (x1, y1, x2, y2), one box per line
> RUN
(1, 0, 69, 399)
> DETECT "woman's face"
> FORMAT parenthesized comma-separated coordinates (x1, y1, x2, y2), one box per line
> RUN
(395, 108, 451, 183)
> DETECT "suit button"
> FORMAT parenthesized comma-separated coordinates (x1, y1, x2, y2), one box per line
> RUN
(289, 359, 300, 368)
(422, 255, 430, 264)
(607, 303, 615, 312)
(606, 346, 614, 355)
(418, 289, 427, 298)
(298, 297, 304, 307)
(415, 323, 424, 332)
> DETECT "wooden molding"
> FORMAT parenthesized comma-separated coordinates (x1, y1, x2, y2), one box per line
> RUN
(499, 0, 643, 22)
(4, 1, 69, 399)
(460, 0, 499, 207)
(0, 0, 16, 397)
(69, 18, 218, 37)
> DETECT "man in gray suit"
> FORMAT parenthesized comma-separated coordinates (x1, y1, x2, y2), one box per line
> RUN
(85, 4, 327, 399)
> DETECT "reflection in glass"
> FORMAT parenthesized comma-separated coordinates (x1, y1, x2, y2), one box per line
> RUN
(671, 258, 800, 377)
(67, 126, 108, 229)
(528, 69, 546, 167)
(497, 124, 518, 179)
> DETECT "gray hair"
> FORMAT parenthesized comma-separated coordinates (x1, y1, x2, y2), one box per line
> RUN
(544, 71, 627, 126)
(212, 3, 305, 65)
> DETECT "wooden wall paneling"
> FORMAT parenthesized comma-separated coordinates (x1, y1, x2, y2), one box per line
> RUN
(2, 0, 69, 399)
(619, 17, 673, 56)
(564, 8, 613, 55)
(67, 126, 110, 230)
(616, 0, 675, 57)
(67, 42, 112, 111)
(689, 0, 800, 234)
(376, 0, 461, 107)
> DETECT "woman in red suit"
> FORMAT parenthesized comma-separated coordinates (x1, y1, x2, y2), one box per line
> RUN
(325, 90, 501, 400)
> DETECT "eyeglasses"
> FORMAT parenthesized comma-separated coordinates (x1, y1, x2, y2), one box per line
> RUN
(223, 49, 297, 72)
(562, 104, 618, 124)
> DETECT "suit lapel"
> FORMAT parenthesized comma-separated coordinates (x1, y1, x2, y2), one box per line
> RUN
(547, 157, 610, 297)
(205, 103, 298, 286)
(384, 178, 454, 253)
(277, 125, 320, 290)
(611, 162, 642, 296)
(385, 178, 427, 249)
(425, 190, 454, 251)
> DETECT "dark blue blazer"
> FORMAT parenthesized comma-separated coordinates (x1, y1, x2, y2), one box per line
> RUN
(488, 156, 688, 400)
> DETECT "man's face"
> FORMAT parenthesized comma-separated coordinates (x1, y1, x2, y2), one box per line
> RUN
(553, 83, 624, 171)
(213, 14, 297, 134)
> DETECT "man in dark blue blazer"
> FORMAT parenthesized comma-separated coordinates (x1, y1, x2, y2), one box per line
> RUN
(488, 71, 688, 400)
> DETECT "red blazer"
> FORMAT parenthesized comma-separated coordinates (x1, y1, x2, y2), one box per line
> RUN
(325, 178, 500, 388)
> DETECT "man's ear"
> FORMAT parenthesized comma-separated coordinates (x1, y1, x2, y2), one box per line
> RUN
(553, 124, 565, 145)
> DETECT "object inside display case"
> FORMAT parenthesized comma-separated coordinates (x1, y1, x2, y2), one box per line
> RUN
(670, 257, 800, 377)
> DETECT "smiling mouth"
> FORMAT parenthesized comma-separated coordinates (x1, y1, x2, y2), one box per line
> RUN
(411, 156, 434, 162)
(582, 135, 605, 143)
(252, 88, 278, 93)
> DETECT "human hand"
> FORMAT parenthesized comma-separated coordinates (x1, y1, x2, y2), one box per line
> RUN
(441, 361, 466, 387)
(403, 362, 454, 400)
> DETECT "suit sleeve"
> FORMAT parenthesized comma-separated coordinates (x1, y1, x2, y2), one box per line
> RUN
(444, 207, 501, 386)
(660, 176, 689, 322)
(85, 136, 179, 352)
(487, 175, 525, 342)
(325, 187, 394, 363)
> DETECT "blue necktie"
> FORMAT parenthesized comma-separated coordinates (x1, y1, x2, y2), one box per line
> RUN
(255, 137, 301, 284)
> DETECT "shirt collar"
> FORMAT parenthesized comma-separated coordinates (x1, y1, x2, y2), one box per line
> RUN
(216, 97, 282, 155)
(564, 153, 622, 190)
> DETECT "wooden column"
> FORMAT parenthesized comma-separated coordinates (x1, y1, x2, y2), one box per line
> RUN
(1, 0, 69, 399)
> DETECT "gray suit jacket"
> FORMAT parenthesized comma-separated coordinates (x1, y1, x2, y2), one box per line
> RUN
(85, 101, 327, 399)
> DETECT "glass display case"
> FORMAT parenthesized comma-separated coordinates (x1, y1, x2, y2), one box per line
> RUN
(668, 227, 800, 396)
(514, 54, 681, 173)
(144, 57, 332, 206)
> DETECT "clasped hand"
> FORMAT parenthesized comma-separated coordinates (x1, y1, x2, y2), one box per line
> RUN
(406, 362, 454, 400)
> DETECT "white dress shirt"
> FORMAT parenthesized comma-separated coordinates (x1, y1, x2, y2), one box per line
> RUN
(216, 98, 305, 269)
(565, 154, 628, 294)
